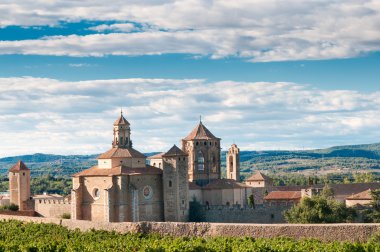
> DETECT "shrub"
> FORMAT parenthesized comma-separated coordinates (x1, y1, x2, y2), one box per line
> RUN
(61, 213, 71, 219)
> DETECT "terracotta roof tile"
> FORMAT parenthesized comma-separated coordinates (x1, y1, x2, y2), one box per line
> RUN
(163, 145, 187, 156)
(183, 122, 219, 140)
(97, 147, 146, 159)
(9, 160, 30, 172)
(246, 171, 272, 182)
(264, 191, 301, 200)
(147, 152, 165, 159)
(113, 112, 130, 126)
(202, 179, 248, 190)
(346, 189, 373, 200)
(189, 181, 202, 190)
(73, 165, 162, 177)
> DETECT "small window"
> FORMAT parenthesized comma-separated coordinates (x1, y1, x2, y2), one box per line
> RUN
(93, 188, 100, 199)
(196, 142, 199, 146)
(204, 142, 207, 145)
(159, 163, 161, 168)
(153, 163, 156, 167)
(197, 151, 204, 171)
(23, 172, 25, 176)
(169, 180, 172, 187)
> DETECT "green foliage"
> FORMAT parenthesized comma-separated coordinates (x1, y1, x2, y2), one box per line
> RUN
(0, 220, 378, 251)
(0, 203, 19, 211)
(189, 197, 205, 222)
(284, 188, 356, 224)
(61, 213, 71, 219)
(362, 189, 380, 223)
(248, 194, 255, 209)
(0, 174, 72, 196)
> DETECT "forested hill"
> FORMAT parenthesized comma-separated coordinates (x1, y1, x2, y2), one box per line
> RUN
(1, 144, 380, 177)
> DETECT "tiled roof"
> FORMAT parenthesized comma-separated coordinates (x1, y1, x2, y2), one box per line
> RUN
(163, 145, 187, 156)
(202, 179, 248, 190)
(189, 181, 202, 190)
(9, 160, 30, 172)
(147, 152, 165, 159)
(113, 112, 130, 126)
(264, 191, 301, 200)
(97, 147, 146, 159)
(246, 171, 272, 182)
(346, 189, 372, 200)
(183, 122, 219, 140)
(73, 165, 162, 177)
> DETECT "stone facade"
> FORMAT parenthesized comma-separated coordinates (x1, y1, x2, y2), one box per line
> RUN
(34, 199, 71, 218)
(8, 161, 31, 211)
(226, 144, 240, 181)
(181, 121, 221, 186)
(162, 145, 189, 222)
(71, 113, 188, 222)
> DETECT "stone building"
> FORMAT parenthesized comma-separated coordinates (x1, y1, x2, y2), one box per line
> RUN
(226, 144, 240, 181)
(149, 120, 250, 207)
(71, 112, 189, 222)
(181, 120, 221, 186)
(9, 161, 31, 210)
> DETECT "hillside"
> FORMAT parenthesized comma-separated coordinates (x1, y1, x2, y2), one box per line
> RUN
(1, 143, 380, 178)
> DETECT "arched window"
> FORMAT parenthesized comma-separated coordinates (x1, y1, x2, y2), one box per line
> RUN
(197, 151, 204, 171)
(229, 156, 233, 172)
(120, 137, 123, 145)
(169, 180, 172, 187)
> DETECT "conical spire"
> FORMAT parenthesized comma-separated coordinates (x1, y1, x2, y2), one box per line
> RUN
(183, 121, 218, 140)
(113, 110, 130, 126)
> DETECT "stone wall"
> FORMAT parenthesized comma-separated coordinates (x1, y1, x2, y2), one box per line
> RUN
(34, 199, 71, 218)
(0, 214, 380, 242)
(202, 205, 290, 223)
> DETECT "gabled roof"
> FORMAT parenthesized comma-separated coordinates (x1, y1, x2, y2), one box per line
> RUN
(202, 179, 248, 190)
(346, 189, 372, 200)
(97, 147, 146, 159)
(9, 160, 30, 173)
(73, 165, 162, 177)
(113, 112, 130, 126)
(183, 122, 219, 141)
(163, 145, 187, 157)
(147, 152, 165, 159)
(264, 191, 301, 201)
(246, 171, 272, 182)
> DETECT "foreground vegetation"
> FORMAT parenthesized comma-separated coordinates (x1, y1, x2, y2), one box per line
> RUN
(284, 186, 356, 223)
(0, 220, 380, 251)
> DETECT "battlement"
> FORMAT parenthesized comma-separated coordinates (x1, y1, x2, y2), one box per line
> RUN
(36, 199, 71, 205)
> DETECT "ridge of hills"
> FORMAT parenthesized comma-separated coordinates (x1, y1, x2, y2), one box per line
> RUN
(1, 144, 380, 178)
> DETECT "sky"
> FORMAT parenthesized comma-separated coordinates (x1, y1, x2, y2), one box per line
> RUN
(0, 0, 380, 157)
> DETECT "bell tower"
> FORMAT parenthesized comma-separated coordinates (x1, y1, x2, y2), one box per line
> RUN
(226, 144, 240, 181)
(112, 110, 132, 148)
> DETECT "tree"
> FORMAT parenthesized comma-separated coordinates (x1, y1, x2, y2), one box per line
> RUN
(189, 197, 205, 222)
(363, 189, 380, 222)
(284, 187, 356, 223)
(248, 194, 255, 209)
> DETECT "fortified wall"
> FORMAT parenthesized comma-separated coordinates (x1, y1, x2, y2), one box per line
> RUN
(34, 199, 71, 218)
(202, 205, 289, 223)
(1, 214, 380, 242)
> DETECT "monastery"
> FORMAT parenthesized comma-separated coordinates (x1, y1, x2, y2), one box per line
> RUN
(5, 112, 380, 223)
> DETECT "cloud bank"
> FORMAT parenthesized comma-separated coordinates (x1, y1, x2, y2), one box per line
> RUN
(0, 77, 379, 157)
(0, 1, 380, 61)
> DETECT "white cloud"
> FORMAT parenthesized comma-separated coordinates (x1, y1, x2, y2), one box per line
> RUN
(0, 1, 380, 61)
(0, 77, 380, 157)
(88, 23, 136, 32)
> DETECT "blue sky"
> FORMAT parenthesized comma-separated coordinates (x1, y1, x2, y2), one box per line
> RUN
(0, 1, 379, 156)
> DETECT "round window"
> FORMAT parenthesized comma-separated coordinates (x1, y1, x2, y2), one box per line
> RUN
(93, 188, 100, 199)
(142, 185, 153, 200)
